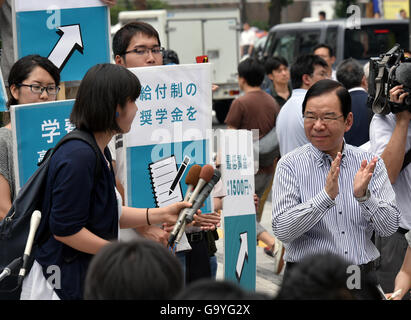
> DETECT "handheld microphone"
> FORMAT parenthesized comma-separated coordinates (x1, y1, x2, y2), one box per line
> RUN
(174, 165, 201, 247)
(168, 165, 214, 247)
(185, 169, 221, 223)
(17, 210, 41, 285)
(0, 257, 22, 282)
(183, 164, 201, 201)
(187, 164, 214, 203)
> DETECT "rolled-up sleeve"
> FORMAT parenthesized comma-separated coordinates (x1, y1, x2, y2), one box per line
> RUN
(360, 158, 400, 237)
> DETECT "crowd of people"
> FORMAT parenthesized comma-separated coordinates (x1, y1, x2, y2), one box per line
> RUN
(1, 0, 411, 301)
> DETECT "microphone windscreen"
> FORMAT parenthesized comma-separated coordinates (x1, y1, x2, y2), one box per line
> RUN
(395, 63, 411, 88)
(199, 164, 214, 183)
(185, 164, 201, 186)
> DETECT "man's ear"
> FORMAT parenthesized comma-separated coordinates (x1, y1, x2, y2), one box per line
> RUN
(267, 72, 274, 81)
(114, 55, 126, 66)
(302, 74, 312, 88)
(361, 75, 368, 90)
(238, 76, 245, 87)
(344, 112, 354, 132)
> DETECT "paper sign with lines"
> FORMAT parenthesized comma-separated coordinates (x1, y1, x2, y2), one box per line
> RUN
(148, 156, 183, 207)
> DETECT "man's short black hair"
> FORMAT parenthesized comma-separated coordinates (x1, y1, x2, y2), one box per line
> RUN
(276, 253, 381, 300)
(70, 63, 141, 133)
(175, 279, 272, 300)
(290, 54, 328, 89)
(238, 57, 265, 87)
(336, 58, 364, 90)
(302, 79, 351, 119)
(112, 21, 161, 57)
(313, 43, 335, 58)
(163, 49, 180, 65)
(84, 240, 184, 300)
(264, 56, 288, 75)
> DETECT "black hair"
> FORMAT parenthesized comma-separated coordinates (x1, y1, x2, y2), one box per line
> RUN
(175, 279, 272, 300)
(112, 21, 161, 57)
(70, 63, 141, 133)
(264, 56, 288, 75)
(84, 240, 184, 300)
(290, 54, 328, 89)
(7, 54, 60, 108)
(313, 43, 335, 58)
(276, 253, 381, 300)
(336, 58, 364, 90)
(238, 57, 265, 87)
(302, 79, 351, 118)
(163, 49, 180, 65)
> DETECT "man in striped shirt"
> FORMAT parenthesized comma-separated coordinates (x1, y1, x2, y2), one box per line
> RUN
(272, 79, 400, 282)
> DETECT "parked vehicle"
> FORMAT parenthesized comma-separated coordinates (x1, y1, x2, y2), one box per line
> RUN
(262, 19, 409, 66)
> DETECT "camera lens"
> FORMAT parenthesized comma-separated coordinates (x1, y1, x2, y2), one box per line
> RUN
(404, 95, 411, 106)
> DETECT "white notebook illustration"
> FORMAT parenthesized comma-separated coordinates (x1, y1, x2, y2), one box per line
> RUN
(149, 155, 183, 207)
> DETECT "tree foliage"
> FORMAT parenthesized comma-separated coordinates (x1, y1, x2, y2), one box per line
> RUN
(268, 0, 293, 28)
(335, 0, 357, 18)
(110, 0, 169, 25)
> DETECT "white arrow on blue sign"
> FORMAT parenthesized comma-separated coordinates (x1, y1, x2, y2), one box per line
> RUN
(48, 24, 84, 71)
(13, 0, 110, 82)
(236, 232, 249, 281)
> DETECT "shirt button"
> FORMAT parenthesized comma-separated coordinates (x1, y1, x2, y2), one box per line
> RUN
(345, 251, 348, 254)
(339, 211, 342, 215)
(342, 231, 345, 234)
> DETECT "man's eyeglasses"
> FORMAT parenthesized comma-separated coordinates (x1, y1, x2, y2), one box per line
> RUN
(303, 113, 344, 124)
(124, 47, 164, 56)
(18, 84, 60, 95)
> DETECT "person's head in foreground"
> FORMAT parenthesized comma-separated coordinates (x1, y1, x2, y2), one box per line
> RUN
(84, 239, 184, 300)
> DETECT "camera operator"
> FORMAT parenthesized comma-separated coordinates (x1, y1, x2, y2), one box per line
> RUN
(369, 83, 411, 298)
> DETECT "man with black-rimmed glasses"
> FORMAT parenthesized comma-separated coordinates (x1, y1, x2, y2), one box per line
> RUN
(272, 79, 400, 288)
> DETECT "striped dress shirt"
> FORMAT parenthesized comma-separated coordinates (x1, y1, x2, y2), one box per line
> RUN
(271, 142, 400, 265)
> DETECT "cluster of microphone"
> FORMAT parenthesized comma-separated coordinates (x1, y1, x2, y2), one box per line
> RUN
(168, 164, 221, 248)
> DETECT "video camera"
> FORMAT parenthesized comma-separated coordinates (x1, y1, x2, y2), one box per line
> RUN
(368, 44, 411, 114)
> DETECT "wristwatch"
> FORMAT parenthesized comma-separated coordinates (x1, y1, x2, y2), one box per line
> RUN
(355, 189, 371, 203)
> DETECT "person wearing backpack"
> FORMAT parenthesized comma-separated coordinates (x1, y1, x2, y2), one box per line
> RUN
(19, 63, 194, 300)
(0, 55, 60, 299)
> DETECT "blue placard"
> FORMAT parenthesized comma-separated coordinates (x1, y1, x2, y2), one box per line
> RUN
(224, 214, 257, 291)
(124, 64, 213, 213)
(14, 2, 110, 82)
(0, 69, 7, 112)
(11, 100, 75, 190)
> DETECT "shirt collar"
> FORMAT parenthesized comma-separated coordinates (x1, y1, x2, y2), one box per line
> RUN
(309, 140, 348, 168)
(291, 88, 307, 96)
(348, 87, 367, 93)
